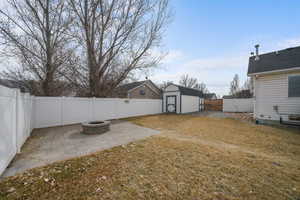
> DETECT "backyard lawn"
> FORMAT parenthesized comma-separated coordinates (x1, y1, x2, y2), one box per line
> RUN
(1, 114, 300, 200)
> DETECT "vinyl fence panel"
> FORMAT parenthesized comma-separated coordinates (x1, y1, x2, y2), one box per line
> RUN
(1, 90, 162, 175)
(0, 86, 33, 175)
(61, 97, 93, 125)
(34, 97, 162, 129)
(34, 97, 62, 128)
(223, 98, 254, 113)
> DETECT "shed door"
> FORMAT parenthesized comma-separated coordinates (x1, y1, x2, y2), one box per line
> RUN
(199, 98, 204, 111)
(166, 95, 176, 113)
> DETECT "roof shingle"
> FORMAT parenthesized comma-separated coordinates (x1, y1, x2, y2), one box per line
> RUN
(171, 84, 204, 97)
(248, 46, 300, 75)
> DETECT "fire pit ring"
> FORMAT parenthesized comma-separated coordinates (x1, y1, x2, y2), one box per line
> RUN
(81, 120, 110, 135)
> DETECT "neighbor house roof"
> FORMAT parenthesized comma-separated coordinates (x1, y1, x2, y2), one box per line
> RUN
(171, 84, 204, 97)
(116, 81, 146, 92)
(115, 80, 161, 95)
(248, 46, 300, 75)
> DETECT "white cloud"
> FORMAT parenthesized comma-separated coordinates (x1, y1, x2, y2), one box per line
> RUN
(182, 55, 248, 71)
(151, 36, 300, 96)
(276, 37, 300, 49)
(162, 50, 185, 64)
(151, 54, 249, 96)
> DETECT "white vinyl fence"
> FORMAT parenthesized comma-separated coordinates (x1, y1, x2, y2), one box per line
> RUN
(0, 86, 34, 175)
(223, 98, 254, 113)
(0, 85, 162, 175)
(34, 97, 162, 128)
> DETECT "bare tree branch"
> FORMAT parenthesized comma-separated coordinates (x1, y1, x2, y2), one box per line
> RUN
(0, 0, 76, 96)
(69, 0, 171, 97)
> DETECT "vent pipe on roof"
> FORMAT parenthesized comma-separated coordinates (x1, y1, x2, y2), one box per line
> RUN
(255, 44, 260, 61)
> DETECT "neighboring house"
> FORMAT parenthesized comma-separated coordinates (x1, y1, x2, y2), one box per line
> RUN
(204, 93, 217, 99)
(163, 83, 204, 113)
(113, 80, 162, 99)
(247, 45, 300, 125)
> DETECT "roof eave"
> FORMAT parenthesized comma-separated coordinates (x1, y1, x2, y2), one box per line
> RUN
(247, 66, 300, 76)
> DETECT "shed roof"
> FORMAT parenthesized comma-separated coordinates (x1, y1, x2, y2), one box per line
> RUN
(248, 46, 300, 75)
(168, 84, 204, 97)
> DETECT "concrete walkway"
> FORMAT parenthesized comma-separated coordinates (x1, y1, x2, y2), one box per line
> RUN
(2, 121, 159, 178)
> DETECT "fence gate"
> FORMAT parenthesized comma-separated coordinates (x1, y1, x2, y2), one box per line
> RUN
(166, 95, 176, 113)
(204, 99, 223, 111)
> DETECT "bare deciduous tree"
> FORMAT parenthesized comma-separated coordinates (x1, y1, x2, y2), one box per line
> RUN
(159, 80, 173, 89)
(242, 77, 253, 92)
(69, 0, 171, 97)
(0, 0, 75, 96)
(196, 82, 209, 94)
(179, 74, 209, 93)
(179, 74, 198, 88)
(229, 74, 240, 95)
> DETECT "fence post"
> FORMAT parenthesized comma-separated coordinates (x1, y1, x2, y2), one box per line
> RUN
(60, 97, 64, 126)
(92, 97, 95, 121)
(14, 89, 21, 153)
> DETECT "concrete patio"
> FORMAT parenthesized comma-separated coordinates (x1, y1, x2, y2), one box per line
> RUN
(1, 120, 160, 178)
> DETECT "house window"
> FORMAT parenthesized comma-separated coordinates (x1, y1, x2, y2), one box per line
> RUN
(139, 90, 145, 95)
(288, 75, 300, 97)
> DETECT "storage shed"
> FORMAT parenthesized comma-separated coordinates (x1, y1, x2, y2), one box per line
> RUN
(163, 84, 204, 113)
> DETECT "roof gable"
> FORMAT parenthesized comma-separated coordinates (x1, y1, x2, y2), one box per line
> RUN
(116, 81, 145, 92)
(116, 80, 161, 95)
(165, 83, 203, 97)
(164, 84, 178, 91)
(248, 46, 300, 75)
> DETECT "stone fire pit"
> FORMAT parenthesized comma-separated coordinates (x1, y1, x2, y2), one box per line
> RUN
(81, 121, 110, 135)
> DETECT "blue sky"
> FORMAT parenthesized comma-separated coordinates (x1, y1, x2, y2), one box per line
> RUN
(149, 0, 300, 96)
(1, 1, 300, 96)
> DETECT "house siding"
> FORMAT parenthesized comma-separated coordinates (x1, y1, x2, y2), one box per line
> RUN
(254, 70, 300, 121)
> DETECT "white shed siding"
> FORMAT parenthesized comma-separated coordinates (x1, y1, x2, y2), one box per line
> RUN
(254, 71, 300, 121)
(181, 95, 199, 113)
(164, 84, 178, 92)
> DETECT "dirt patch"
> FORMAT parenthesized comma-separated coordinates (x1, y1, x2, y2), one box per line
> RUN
(1, 114, 300, 200)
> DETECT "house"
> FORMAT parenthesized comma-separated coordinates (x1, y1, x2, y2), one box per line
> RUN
(163, 83, 204, 113)
(203, 93, 217, 99)
(247, 45, 300, 125)
(113, 79, 162, 99)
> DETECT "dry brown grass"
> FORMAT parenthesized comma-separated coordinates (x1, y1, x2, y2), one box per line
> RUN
(1, 114, 300, 200)
(128, 114, 300, 157)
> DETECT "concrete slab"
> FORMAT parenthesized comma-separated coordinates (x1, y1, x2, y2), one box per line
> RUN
(1, 121, 159, 178)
